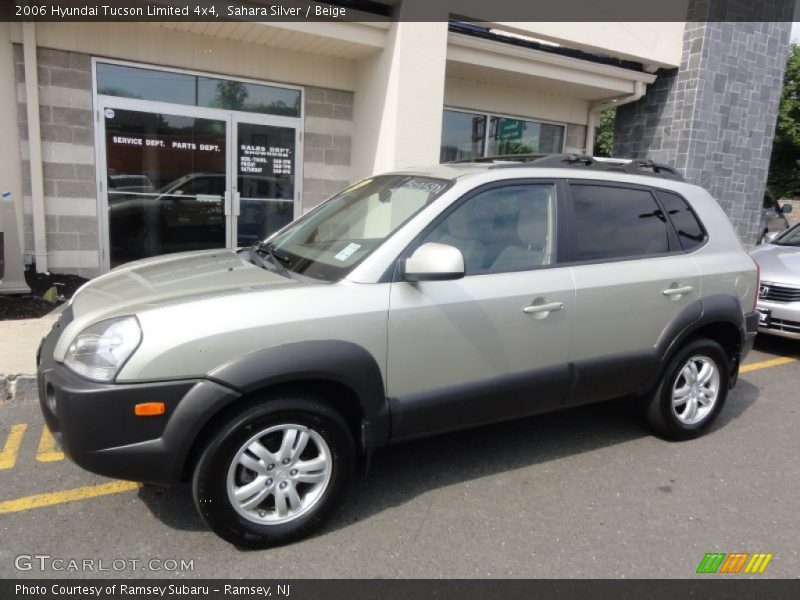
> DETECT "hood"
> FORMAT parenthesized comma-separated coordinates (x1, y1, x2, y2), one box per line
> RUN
(750, 244, 800, 286)
(70, 249, 301, 320)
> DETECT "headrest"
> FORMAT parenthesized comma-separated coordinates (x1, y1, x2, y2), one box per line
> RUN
(517, 197, 549, 247)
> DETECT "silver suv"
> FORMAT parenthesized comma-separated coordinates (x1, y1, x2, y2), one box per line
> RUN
(37, 155, 759, 547)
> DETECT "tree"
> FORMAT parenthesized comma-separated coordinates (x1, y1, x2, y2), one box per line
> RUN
(768, 43, 800, 199)
(593, 108, 616, 157)
(211, 81, 248, 111)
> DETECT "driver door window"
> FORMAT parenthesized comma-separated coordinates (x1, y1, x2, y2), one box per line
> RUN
(421, 184, 556, 275)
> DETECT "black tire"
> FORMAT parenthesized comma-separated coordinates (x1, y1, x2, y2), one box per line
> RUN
(645, 338, 730, 441)
(192, 396, 355, 548)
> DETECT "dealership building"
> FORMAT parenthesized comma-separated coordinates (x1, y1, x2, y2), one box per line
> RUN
(0, 3, 793, 277)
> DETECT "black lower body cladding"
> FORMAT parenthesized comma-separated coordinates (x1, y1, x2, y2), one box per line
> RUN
(37, 325, 241, 484)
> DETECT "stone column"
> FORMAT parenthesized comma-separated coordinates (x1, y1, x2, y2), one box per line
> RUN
(614, 3, 793, 244)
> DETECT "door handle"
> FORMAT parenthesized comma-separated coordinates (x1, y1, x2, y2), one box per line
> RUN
(523, 301, 564, 314)
(233, 190, 241, 217)
(662, 285, 694, 297)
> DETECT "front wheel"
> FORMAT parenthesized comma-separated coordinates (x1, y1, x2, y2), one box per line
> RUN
(645, 338, 730, 440)
(192, 397, 355, 548)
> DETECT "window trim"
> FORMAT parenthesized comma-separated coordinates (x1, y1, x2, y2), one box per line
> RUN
(391, 178, 568, 281)
(442, 106, 567, 161)
(562, 179, 684, 266)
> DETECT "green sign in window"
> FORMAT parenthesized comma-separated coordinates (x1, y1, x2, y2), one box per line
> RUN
(498, 118, 524, 140)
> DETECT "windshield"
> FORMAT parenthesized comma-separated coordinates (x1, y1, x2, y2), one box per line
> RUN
(257, 175, 449, 281)
(775, 223, 800, 247)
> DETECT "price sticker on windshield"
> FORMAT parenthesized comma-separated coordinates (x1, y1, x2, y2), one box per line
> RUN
(334, 243, 361, 262)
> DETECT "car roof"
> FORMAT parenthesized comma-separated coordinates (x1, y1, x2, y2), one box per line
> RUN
(393, 154, 687, 185)
(389, 164, 700, 193)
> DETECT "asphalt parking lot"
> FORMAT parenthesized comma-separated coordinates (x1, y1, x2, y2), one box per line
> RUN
(0, 335, 798, 579)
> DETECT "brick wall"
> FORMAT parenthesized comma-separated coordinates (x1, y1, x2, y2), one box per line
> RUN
(614, 5, 792, 245)
(14, 44, 99, 277)
(302, 86, 353, 211)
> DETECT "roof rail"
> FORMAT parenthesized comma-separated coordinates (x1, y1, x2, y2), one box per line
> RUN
(517, 153, 685, 180)
(443, 153, 684, 180)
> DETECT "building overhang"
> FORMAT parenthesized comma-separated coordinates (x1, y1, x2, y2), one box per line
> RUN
(148, 20, 389, 60)
(446, 32, 657, 101)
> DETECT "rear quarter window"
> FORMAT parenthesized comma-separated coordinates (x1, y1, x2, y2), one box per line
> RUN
(657, 190, 706, 251)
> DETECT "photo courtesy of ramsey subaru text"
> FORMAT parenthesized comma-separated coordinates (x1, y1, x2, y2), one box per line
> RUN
(37, 154, 759, 547)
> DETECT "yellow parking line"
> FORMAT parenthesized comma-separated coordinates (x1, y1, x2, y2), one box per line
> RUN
(0, 424, 28, 470)
(740, 356, 797, 373)
(0, 351, 791, 515)
(36, 426, 64, 462)
(0, 481, 141, 515)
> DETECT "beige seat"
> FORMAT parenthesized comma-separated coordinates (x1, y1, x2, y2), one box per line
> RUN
(491, 200, 550, 271)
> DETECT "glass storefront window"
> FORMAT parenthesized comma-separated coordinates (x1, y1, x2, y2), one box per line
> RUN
(97, 63, 301, 118)
(440, 110, 486, 162)
(440, 108, 565, 162)
(198, 78, 301, 117)
(97, 63, 196, 105)
(487, 117, 565, 156)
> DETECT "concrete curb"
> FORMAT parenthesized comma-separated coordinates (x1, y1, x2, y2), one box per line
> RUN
(0, 373, 38, 402)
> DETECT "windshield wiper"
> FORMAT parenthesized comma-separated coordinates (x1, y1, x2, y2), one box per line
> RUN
(254, 242, 292, 276)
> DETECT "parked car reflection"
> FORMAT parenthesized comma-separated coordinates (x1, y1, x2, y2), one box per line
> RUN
(108, 172, 293, 267)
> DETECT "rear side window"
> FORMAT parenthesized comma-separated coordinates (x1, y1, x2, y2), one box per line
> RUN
(569, 184, 670, 261)
(658, 190, 706, 251)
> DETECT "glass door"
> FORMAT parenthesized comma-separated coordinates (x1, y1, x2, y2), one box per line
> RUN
(101, 104, 229, 268)
(99, 99, 301, 269)
(233, 119, 298, 247)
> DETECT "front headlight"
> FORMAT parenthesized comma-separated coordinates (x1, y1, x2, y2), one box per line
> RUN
(64, 316, 142, 382)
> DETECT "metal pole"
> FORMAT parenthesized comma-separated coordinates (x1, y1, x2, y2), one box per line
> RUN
(23, 21, 48, 273)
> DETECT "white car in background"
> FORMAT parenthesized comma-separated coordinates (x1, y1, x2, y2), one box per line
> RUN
(751, 221, 800, 340)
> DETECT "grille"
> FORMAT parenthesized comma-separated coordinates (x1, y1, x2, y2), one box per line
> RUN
(759, 282, 800, 303)
(763, 318, 800, 334)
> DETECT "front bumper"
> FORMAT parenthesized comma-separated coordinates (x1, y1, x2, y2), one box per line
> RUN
(37, 313, 240, 484)
(755, 299, 800, 340)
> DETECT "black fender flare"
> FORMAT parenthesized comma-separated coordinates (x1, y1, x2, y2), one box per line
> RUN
(650, 293, 747, 390)
(206, 340, 390, 449)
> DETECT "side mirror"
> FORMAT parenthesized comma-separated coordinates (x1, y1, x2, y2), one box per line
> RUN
(764, 231, 781, 244)
(781, 203, 793, 214)
(403, 242, 464, 282)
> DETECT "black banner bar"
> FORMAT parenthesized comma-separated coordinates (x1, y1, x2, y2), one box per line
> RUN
(3, 579, 800, 600)
(2, 0, 799, 23)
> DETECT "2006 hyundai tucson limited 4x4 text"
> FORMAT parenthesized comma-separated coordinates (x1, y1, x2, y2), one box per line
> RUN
(37, 154, 759, 547)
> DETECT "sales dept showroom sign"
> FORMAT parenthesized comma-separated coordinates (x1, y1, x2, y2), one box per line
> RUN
(240, 144, 292, 176)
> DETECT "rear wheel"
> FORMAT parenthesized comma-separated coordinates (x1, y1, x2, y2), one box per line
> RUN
(645, 338, 730, 440)
(192, 397, 355, 548)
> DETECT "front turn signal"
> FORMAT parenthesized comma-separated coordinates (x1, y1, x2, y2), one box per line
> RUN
(134, 402, 166, 416)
